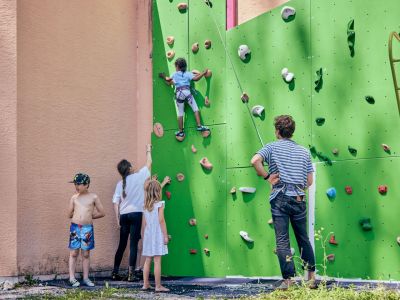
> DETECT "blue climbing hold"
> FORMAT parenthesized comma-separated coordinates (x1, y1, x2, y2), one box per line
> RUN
(326, 187, 337, 199)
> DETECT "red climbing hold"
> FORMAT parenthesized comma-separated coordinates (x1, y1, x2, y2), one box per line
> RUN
(177, 3, 188, 11)
(200, 157, 213, 170)
(189, 249, 197, 254)
(345, 186, 353, 195)
(329, 235, 338, 245)
(153, 123, 164, 138)
(176, 173, 185, 182)
(165, 191, 171, 200)
(382, 144, 391, 152)
(326, 254, 335, 262)
(189, 218, 197, 226)
(378, 185, 388, 194)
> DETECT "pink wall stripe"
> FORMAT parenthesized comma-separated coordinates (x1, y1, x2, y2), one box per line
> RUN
(226, 0, 237, 30)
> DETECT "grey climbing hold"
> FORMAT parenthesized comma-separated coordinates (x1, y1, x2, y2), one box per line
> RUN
(251, 105, 265, 117)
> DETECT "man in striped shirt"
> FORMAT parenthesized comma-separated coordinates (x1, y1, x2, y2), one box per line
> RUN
(251, 115, 316, 290)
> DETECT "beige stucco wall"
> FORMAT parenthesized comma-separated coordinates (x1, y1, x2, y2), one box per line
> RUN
(0, 0, 18, 277)
(14, 0, 152, 275)
(238, 0, 290, 25)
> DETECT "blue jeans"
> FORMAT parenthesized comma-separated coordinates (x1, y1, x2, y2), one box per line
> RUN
(271, 193, 315, 279)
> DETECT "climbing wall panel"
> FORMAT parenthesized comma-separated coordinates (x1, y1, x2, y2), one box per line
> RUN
(314, 158, 400, 280)
(151, 124, 227, 277)
(153, 0, 189, 130)
(187, 0, 226, 128)
(226, 0, 312, 168)
(311, 0, 400, 162)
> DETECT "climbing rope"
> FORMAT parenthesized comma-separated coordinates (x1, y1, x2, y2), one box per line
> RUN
(388, 31, 400, 115)
(203, 0, 265, 147)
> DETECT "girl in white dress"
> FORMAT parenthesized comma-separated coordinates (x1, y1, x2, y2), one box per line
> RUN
(141, 179, 169, 292)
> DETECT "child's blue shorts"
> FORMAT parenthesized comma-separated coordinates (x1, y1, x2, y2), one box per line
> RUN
(69, 223, 95, 251)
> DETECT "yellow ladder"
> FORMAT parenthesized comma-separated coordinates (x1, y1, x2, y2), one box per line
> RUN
(389, 32, 400, 114)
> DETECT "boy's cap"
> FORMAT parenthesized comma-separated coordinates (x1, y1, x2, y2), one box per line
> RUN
(69, 173, 90, 185)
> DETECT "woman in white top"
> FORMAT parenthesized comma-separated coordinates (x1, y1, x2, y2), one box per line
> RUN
(111, 145, 152, 281)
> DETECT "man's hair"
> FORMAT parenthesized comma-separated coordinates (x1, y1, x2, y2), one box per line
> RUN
(274, 115, 295, 138)
(175, 58, 187, 72)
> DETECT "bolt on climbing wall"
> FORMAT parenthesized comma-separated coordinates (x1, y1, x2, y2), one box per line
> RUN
(152, 0, 400, 279)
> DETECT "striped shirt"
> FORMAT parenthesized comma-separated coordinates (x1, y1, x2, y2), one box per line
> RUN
(257, 139, 314, 201)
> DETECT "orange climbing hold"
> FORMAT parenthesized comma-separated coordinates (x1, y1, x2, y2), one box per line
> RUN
(153, 123, 164, 138)
(200, 157, 213, 170)
(166, 36, 175, 45)
(204, 234, 209, 239)
(192, 42, 199, 53)
(329, 235, 338, 245)
(166, 50, 175, 59)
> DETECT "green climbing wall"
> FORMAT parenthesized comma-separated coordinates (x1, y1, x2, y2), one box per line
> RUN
(152, 0, 400, 279)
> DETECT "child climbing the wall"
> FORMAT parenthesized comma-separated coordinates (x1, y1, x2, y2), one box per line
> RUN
(159, 57, 210, 139)
(67, 173, 105, 287)
(141, 179, 169, 292)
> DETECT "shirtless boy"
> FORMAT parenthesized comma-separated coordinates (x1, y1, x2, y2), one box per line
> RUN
(67, 173, 105, 287)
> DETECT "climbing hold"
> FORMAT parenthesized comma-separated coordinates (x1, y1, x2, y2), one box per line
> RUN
(345, 185, 353, 195)
(153, 123, 164, 138)
(189, 218, 197, 226)
(191, 144, 197, 153)
(238, 45, 251, 60)
(268, 218, 274, 225)
(191, 42, 199, 53)
(201, 130, 211, 138)
(239, 187, 256, 193)
(329, 235, 338, 245)
(200, 157, 213, 170)
(204, 96, 210, 107)
(166, 50, 175, 59)
(177, 3, 188, 11)
(239, 231, 254, 243)
(326, 254, 335, 262)
(397, 236, 400, 246)
(189, 249, 197, 254)
(203, 248, 210, 255)
(204, 40, 212, 49)
(365, 95, 375, 104)
(348, 146, 357, 155)
(204, 69, 212, 78)
(230, 187, 236, 194)
(314, 68, 323, 92)
(326, 187, 336, 199)
(332, 148, 339, 155)
(166, 36, 174, 45)
(251, 105, 265, 117)
(165, 191, 171, 200)
(241, 93, 249, 103)
(281, 67, 294, 83)
(315, 117, 325, 126)
(204, 234, 209, 239)
(175, 134, 185, 142)
(281, 6, 296, 20)
(381, 144, 391, 152)
(176, 173, 185, 182)
(378, 185, 388, 194)
(347, 19, 355, 56)
(359, 218, 372, 231)
(168, 234, 172, 241)
(204, 0, 212, 7)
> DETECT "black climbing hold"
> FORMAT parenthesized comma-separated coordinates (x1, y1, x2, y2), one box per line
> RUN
(348, 146, 357, 155)
(365, 95, 375, 104)
(347, 19, 355, 57)
(359, 218, 372, 231)
(315, 117, 325, 126)
(314, 68, 323, 92)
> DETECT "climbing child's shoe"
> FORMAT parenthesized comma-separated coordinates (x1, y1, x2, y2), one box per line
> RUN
(69, 278, 80, 287)
(196, 125, 209, 132)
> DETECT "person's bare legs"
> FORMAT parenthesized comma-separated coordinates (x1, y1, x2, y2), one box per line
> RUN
(81, 250, 90, 280)
(69, 249, 79, 281)
(136, 239, 144, 272)
(154, 256, 169, 292)
(142, 256, 152, 289)
(194, 111, 201, 127)
(178, 116, 184, 132)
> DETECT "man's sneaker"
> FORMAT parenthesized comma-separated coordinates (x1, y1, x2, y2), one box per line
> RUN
(175, 131, 185, 137)
(134, 269, 143, 279)
(196, 125, 209, 132)
(82, 278, 95, 287)
(306, 279, 318, 289)
(69, 278, 80, 288)
(275, 279, 293, 290)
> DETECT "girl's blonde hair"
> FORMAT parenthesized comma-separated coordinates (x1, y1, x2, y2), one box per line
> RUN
(144, 179, 162, 212)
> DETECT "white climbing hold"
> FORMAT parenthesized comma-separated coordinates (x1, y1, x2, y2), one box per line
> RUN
(238, 45, 251, 60)
(239, 231, 254, 243)
(281, 67, 294, 82)
(281, 6, 296, 20)
(291, 247, 295, 255)
(239, 187, 256, 193)
(251, 105, 265, 117)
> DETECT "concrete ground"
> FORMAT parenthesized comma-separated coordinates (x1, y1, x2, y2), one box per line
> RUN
(1, 277, 400, 299)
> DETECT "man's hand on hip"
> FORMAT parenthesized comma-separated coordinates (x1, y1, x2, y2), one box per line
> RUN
(268, 173, 280, 185)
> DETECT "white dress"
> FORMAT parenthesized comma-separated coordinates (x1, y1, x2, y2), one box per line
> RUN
(142, 201, 168, 256)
